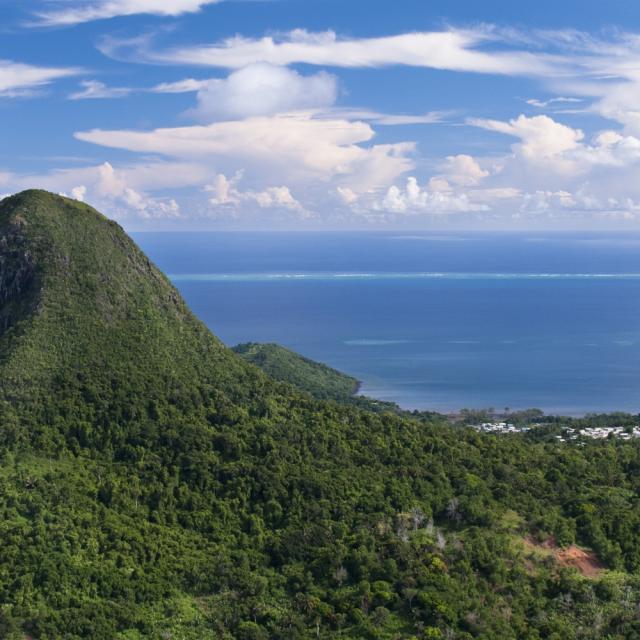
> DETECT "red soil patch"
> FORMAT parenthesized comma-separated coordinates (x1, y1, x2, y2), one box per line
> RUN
(556, 545, 604, 578)
(521, 537, 604, 578)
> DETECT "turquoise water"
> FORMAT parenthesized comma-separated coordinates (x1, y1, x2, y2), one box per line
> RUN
(135, 232, 640, 415)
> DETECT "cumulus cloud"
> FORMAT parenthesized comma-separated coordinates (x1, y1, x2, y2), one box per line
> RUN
(469, 114, 584, 161)
(188, 63, 338, 121)
(102, 28, 559, 76)
(350, 154, 492, 218)
(447, 110, 640, 221)
(34, 0, 222, 26)
(0, 60, 79, 97)
(70, 185, 87, 201)
(148, 76, 444, 124)
(441, 154, 489, 186)
(205, 172, 305, 214)
(70, 163, 181, 218)
(377, 176, 489, 215)
(469, 113, 640, 178)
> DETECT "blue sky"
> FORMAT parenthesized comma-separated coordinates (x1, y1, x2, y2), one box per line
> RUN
(2, 0, 640, 229)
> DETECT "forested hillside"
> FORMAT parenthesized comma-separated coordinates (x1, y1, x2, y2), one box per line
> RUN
(232, 342, 360, 401)
(1, 191, 640, 639)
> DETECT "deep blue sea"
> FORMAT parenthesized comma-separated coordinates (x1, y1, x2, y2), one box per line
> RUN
(134, 232, 640, 416)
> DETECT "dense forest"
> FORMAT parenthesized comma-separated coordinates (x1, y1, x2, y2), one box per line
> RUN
(1, 190, 640, 639)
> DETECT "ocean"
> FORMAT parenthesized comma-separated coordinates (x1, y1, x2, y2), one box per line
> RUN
(134, 231, 640, 416)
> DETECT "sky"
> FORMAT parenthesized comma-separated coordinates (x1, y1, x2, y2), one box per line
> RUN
(3, 1, 640, 229)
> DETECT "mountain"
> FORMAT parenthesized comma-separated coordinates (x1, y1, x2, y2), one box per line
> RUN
(0, 189, 270, 441)
(232, 342, 360, 401)
(2, 190, 640, 639)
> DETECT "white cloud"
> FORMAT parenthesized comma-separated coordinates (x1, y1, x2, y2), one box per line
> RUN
(526, 96, 583, 108)
(350, 153, 491, 218)
(188, 63, 338, 121)
(152, 78, 210, 93)
(205, 172, 305, 214)
(103, 28, 559, 76)
(145, 76, 445, 124)
(70, 185, 87, 201)
(34, 0, 222, 26)
(453, 110, 640, 221)
(23, 23, 640, 227)
(74, 162, 181, 218)
(4, 160, 196, 220)
(377, 176, 489, 215)
(0, 60, 79, 97)
(74, 113, 415, 191)
(469, 114, 584, 161)
(468, 113, 640, 179)
(69, 80, 132, 99)
(253, 186, 301, 210)
(65, 65, 336, 116)
(442, 154, 489, 186)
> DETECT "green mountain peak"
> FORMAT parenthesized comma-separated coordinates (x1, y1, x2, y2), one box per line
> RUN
(0, 190, 260, 446)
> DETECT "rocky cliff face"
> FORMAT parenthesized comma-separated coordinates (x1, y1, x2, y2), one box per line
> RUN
(0, 217, 39, 335)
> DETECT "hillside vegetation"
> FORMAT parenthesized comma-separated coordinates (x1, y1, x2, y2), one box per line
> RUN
(1, 191, 640, 639)
(233, 342, 399, 412)
(232, 342, 360, 401)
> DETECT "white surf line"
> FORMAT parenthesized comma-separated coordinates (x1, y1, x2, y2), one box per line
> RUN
(168, 272, 640, 282)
